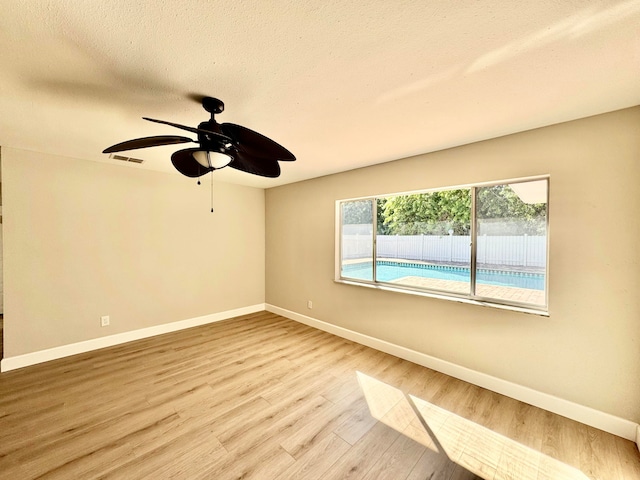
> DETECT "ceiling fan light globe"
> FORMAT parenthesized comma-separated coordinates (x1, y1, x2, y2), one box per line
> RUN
(210, 151, 233, 169)
(192, 150, 232, 170)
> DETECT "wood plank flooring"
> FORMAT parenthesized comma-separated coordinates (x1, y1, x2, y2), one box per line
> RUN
(0, 311, 638, 479)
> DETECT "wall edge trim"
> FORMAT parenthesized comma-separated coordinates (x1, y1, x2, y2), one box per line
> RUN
(0, 303, 266, 372)
(265, 304, 639, 441)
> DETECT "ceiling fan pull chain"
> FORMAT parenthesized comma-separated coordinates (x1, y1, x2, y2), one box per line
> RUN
(211, 170, 215, 213)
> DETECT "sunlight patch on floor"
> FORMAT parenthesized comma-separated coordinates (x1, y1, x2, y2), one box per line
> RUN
(356, 371, 590, 480)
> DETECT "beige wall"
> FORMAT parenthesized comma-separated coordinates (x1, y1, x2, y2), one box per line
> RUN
(265, 107, 640, 423)
(2, 147, 265, 357)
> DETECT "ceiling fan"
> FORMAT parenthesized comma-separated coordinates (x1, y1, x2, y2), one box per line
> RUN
(103, 96, 296, 179)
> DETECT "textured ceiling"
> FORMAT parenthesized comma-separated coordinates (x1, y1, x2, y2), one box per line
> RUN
(1, 0, 639, 188)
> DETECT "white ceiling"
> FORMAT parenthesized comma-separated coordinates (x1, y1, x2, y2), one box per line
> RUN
(1, 0, 639, 188)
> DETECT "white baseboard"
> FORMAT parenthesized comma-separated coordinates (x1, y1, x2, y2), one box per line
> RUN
(0, 303, 266, 372)
(266, 304, 639, 442)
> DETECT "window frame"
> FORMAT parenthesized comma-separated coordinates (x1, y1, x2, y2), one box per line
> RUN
(335, 176, 550, 315)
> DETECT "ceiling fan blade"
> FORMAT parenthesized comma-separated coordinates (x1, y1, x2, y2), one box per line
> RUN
(220, 123, 295, 161)
(171, 148, 213, 178)
(228, 151, 281, 178)
(103, 135, 194, 153)
(143, 117, 232, 143)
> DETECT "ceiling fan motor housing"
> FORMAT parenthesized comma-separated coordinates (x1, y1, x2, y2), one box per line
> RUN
(198, 121, 234, 154)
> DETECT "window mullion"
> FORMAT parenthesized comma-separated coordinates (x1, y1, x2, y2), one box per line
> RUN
(470, 187, 477, 296)
(372, 198, 377, 282)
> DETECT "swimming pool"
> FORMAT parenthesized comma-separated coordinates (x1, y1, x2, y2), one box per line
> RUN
(342, 261, 544, 290)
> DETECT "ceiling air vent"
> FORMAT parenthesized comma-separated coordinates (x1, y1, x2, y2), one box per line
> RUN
(109, 153, 144, 164)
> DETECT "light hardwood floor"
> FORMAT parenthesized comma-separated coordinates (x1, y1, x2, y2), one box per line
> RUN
(0, 311, 638, 479)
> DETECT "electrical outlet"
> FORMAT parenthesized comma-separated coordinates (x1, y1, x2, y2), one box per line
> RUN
(101, 315, 110, 327)
(307, 300, 313, 309)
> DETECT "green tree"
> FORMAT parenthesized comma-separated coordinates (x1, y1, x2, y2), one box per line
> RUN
(341, 198, 390, 234)
(380, 190, 471, 235)
(376, 198, 389, 234)
(377, 185, 546, 236)
(342, 200, 373, 225)
(477, 185, 546, 235)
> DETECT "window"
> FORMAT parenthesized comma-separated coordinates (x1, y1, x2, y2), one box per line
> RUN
(337, 177, 549, 312)
(340, 200, 374, 281)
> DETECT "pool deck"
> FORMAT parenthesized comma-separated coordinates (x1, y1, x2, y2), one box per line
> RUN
(392, 276, 545, 306)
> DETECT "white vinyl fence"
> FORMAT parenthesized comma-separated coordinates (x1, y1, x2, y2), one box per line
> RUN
(342, 234, 546, 268)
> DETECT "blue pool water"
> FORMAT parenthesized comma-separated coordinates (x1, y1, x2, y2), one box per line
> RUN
(342, 261, 544, 290)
